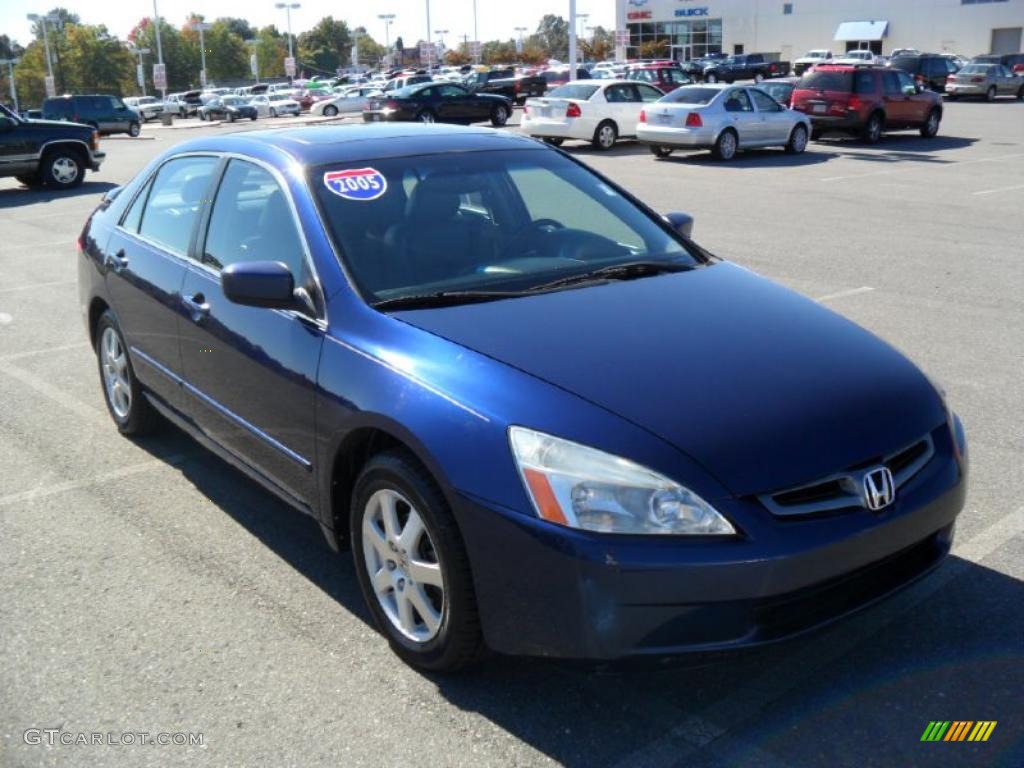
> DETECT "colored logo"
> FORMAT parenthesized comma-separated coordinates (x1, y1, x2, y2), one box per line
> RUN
(675, 7, 710, 17)
(323, 168, 387, 201)
(627, 0, 648, 6)
(921, 721, 997, 742)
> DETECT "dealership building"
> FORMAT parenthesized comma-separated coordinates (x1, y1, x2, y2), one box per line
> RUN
(614, 0, 1024, 63)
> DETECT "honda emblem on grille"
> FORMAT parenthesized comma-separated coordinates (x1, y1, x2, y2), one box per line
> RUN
(863, 467, 895, 511)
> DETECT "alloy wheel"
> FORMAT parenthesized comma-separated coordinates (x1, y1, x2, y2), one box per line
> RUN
(361, 488, 446, 643)
(598, 124, 616, 149)
(50, 156, 79, 185)
(100, 326, 131, 419)
(419, 111, 435, 123)
(718, 131, 737, 159)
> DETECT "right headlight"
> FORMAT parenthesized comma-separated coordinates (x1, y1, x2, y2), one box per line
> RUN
(509, 426, 735, 536)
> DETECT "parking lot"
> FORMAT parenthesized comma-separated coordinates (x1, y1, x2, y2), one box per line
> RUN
(1, 100, 1022, 767)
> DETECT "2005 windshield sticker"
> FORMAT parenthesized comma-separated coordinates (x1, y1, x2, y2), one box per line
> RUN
(324, 168, 388, 201)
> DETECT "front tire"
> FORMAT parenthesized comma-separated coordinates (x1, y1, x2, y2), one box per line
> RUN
(490, 104, 509, 126)
(42, 148, 84, 189)
(986, 86, 996, 102)
(712, 129, 738, 160)
(270, 107, 277, 118)
(706, 72, 718, 83)
(920, 108, 940, 138)
(417, 110, 436, 124)
(593, 120, 618, 150)
(128, 121, 141, 137)
(650, 145, 673, 158)
(323, 105, 338, 117)
(1017, 86, 1024, 102)
(542, 137, 564, 146)
(351, 450, 483, 671)
(785, 123, 808, 154)
(94, 311, 160, 435)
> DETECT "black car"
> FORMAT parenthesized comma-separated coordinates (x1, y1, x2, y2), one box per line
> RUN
(0, 103, 105, 188)
(888, 54, 959, 92)
(198, 97, 258, 122)
(682, 53, 726, 79)
(703, 54, 790, 84)
(364, 83, 512, 126)
(463, 68, 547, 105)
(42, 94, 141, 137)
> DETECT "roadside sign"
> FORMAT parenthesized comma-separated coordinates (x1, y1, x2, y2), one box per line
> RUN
(418, 42, 436, 64)
(153, 63, 167, 90)
(284, 57, 296, 77)
(515, 38, 523, 54)
(44, 75, 55, 98)
(469, 41, 482, 58)
(616, 30, 630, 46)
(136, 64, 145, 88)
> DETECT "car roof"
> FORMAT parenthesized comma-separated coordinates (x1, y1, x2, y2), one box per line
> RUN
(171, 123, 540, 167)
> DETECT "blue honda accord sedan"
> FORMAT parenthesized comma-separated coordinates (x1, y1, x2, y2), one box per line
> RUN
(77, 124, 967, 670)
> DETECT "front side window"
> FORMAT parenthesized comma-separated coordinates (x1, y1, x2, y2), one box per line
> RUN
(311, 149, 699, 302)
(723, 89, 753, 112)
(894, 70, 915, 91)
(882, 70, 902, 95)
(138, 156, 219, 257)
(437, 85, 467, 98)
(635, 84, 664, 102)
(604, 84, 634, 103)
(203, 160, 305, 278)
(749, 89, 781, 111)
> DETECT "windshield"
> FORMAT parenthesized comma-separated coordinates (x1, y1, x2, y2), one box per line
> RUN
(662, 86, 721, 105)
(311, 149, 700, 305)
(548, 83, 599, 100)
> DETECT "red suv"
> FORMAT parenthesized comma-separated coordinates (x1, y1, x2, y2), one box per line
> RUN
(791, 65, 942, 143)
(625, 64, 694, 94)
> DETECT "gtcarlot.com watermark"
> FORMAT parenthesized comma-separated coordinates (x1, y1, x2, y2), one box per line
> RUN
(24, 728, 204, 747)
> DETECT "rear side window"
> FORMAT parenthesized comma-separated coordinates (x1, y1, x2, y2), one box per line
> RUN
(203, 160, 305, 278)
(750, 89, 781, 112)
(138, 156, 219, 257)
(882, 70, 903, 95)
(797, 71, 853, 91)
(122, 177, 153, 233)
(853, 71, 876, 94)
(548, 84, 599, 100)
(662, 86, 721, 104)
(635, 84, 665, 102)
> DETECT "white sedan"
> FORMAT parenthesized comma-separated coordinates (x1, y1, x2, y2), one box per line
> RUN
(521, 79, 666, 150)
(311, 87, 383, 117)
(249, 94, 301, 117)
(636, 84, 810, 161)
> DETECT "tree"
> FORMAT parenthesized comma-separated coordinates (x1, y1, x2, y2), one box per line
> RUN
(203, 20, 248, 81)
(297, 16, 351, 75)
(129, 17, 194, 92)
(61, 24, 134, 94)
(639, 39, 669, 59)
(255, 26, 286, 79)
(444, 48, 471, 66)
(0, 35, 25, 108)
(482, 40, 517, 65)
(533, 15, 569, 59)
(351, 28, 385, 68)
(215, 17, 254, 42)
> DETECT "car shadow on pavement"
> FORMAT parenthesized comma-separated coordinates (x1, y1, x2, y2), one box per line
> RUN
(0, 180, 118, 209)
(425, 556, 1023, 768)
(815, 135, 978, 164)
(560, 141, 836, 168)
(130, 423, 374, 629)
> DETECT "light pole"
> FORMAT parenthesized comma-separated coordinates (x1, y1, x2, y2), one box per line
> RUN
(425, 0, 432, 63)
(246, 39, 259, 84)
(275, 3, 300, 60)
(26, 13, 57, 95)
(192, 22, 211, 87)
(129, 46, 150, 95)
(514, 25, 527, 56)
(577, 13, 590, 45)
(378, 14, 395, 67)
(0, 58, 19, 112)
(568, 0, 577, 80)
(151, 0, 166, 98)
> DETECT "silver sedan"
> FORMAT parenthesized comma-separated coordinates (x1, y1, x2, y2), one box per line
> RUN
(945, 64, 1023, 101)
(636, 84, 811, 161)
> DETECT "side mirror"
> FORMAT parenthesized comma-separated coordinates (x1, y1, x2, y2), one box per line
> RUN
(663, 211, 695, 239)
(221, 261, 295, 309)
(902, 84, 917, 96)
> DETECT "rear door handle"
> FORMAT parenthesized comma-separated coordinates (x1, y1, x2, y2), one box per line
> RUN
(107, 249, 129, 271)
(182, 292, 210, 319)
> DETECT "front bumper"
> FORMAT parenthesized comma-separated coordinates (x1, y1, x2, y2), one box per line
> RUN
(89, 149, 106, 171)
(453, 423, 967, 659)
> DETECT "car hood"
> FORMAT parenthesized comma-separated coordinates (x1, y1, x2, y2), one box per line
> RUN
(25, 118, 92, 132)
(395, 262, 945, 496)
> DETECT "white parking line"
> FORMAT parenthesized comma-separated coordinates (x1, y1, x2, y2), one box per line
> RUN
(0, 279, 76, 293)
(972, 183, 1024, 196)
(610, 505, 1024, 768)
(820, 151, 1024, 183)
(816, 286, 874, 302)
(820, 169, 895, 183)
(0, 360, 103, 422)
(0, 457, 183, 507)
(0, 342, 89, 362)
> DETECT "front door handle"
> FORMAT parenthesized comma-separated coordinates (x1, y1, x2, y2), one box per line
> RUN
(106, 249, 129, 271)
(182, 292, 210, 320)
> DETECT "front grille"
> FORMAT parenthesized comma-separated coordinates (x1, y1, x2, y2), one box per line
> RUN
(759, 433, 935, 517)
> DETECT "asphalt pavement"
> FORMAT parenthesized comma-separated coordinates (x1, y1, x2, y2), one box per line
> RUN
(1, 101, 1022, 768)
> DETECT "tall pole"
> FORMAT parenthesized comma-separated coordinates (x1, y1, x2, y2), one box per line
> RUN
(131, 48, 149, 96)
(40, 20, 54, 80)
(425, 0, 431, 62)
(1, 59, 19, 112)
(193, 23, 211, 87)
(286, 6, 294, 59)
(568, 0, 577, 80)
(473, 0, 478, 48)
(378, 15, 395, 67)
(152, 0, 165, 98)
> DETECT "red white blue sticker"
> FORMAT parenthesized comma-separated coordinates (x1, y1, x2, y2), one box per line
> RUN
(323, 168, 388, 201)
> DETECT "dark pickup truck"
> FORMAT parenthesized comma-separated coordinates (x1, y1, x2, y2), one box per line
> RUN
(703, 54, 790, 83)
(0, 104, 105, 189)
(463, 69, 547, 105)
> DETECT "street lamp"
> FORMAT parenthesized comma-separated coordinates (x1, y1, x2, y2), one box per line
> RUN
(0, 58, 19, 112)
(434, 29, 448, 48)
(275, 3, 300, 60)
(577, 13, 590, 42)
(191, 22, 212, 87)
(151, 0, 166, 98)
(568, 0, 577, 80)
(129, 46, 150, 95)
(245, 39, 259, 84)
(26, 13, 58, 95)
(378, 14, 395, 66)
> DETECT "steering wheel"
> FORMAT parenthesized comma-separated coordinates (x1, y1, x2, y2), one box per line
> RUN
(502, 218, 565, 260)
(530, 218, 565, 232)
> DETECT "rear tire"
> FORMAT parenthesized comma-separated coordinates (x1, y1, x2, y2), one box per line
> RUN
(128, 121, 141, 137)
(712, 129, 738, 160)
(94, 311, 160, 436)
(861, 112, 883, 144)
(350, 450, 483, 672)
(946, 93, 958, 101)
(592, 120, 618, 150)
(417, 110, 436, 124)
(490, 104, 509, 126)
(41, 148, 85, 189)
(1017, 86, 1024, 102)
(542, 137, 564, 146)
(785, 124, 808, 154)
(920, 108, 940, 138)
(706, 73, 718, 83)
(270, 107, 277, 118)
(649, 145, 673, 158)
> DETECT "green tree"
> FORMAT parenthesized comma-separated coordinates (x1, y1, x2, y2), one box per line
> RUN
(203, 20, 248, 81)
(533, 15, 569, 60)
(351, 27, 384, 68)
(215, 17, 255, 42)
(13, 41, 50, 106)
(255, 26, 286, 79)
(298, 16, 351, 75)
(482, 40, 517, 65)
(0, 35, 25, 109)
(129, 17, 193, 92)
(61, 24, 134, 94)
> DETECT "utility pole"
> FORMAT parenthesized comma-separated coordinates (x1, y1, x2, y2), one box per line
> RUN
(192, 22, 211, 87)
(26, 13, 58, 97)
(152, 0, 166, 98)
(378, 14, 395, 67)
(568, 0, 577, 80)
(425, 0, 432, 64)
(275, 2, 300, 81)
(0, 58, 19, 112)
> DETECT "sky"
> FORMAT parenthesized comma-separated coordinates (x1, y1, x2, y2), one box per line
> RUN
(2, 0, 616, 49)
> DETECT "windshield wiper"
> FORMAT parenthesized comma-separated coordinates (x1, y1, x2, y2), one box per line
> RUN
(527, 260, 695, 293)
(371, 290, 529, 311)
